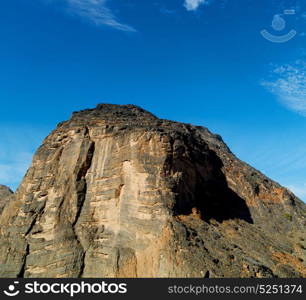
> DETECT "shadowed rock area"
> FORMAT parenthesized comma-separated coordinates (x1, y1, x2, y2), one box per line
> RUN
(0, 104, 305, 278)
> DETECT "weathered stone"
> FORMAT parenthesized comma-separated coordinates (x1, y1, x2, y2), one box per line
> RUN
(0, 104, 305, 278)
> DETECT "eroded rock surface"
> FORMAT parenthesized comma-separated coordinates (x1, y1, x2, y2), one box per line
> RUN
(0, 104, 305, 278)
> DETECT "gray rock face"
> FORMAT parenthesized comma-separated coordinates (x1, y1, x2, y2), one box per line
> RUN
(0, 185, 13, 215)
(0, 104, 305, 278)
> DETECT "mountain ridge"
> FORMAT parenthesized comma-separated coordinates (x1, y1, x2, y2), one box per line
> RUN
(0, 104, 305, 278)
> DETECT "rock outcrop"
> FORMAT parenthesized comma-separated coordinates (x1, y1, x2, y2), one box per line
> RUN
(0, 104, 305, 278)
(0, 185, 13, 215)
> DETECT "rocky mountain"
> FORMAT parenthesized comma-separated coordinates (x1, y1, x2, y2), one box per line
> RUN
(0, 185, 13, 215)
(0, 104, 305, 278)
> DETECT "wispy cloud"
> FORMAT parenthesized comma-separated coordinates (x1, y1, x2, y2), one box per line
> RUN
(0, 125, 46, 191)
(0, 154, 32, 190)
(262, 60, 306, 116)
(184, 0, 207, 11)
(47, 0, 136, 32)
(288, 183, 306, 200)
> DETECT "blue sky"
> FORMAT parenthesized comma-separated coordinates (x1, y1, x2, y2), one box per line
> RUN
(0, 0, 306, 202)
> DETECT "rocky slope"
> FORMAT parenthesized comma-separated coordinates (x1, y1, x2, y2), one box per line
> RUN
(0, 104, 305, 278)
(0, 185, 13, 215)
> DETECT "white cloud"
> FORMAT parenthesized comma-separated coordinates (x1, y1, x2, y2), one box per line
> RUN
(262, 60, 306, 116)
(48, 0, 136, 32)
(287, 183, 306, 200)
(184, 0, 207, 11)
(0, 154, 32, 190)
(0, 125, 46, 191)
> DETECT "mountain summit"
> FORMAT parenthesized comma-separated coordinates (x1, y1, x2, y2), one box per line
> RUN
(0, 104, 305, 278)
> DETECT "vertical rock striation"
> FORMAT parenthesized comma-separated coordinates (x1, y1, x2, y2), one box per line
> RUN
(0, 104, 305, 278)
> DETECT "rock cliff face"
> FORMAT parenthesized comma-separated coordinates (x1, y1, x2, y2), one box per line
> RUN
(0, 104, 305, 278)
(0, 185, 13, 215)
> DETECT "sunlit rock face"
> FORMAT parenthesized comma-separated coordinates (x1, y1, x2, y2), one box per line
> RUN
(0, 104, 305, 278)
